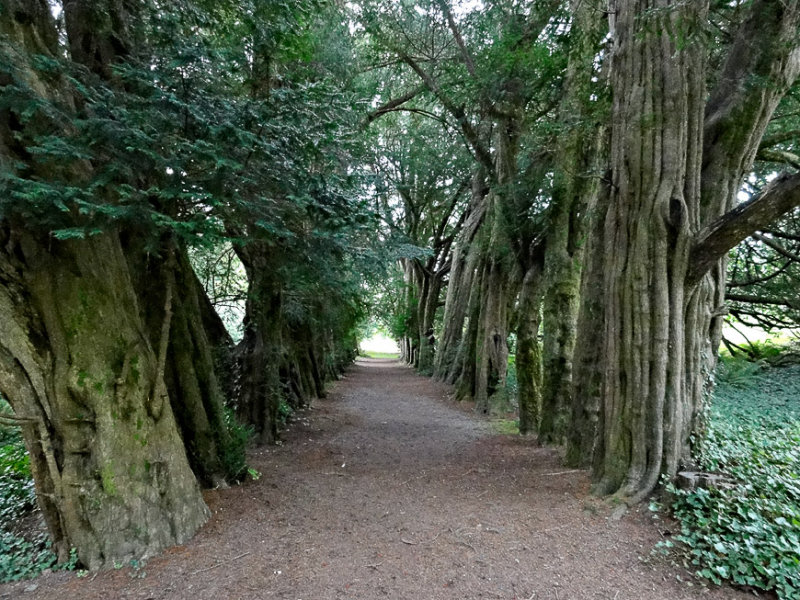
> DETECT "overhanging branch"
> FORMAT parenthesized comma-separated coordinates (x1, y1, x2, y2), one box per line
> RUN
(688, 172, 800, 286)
(362, 85, 426, 127)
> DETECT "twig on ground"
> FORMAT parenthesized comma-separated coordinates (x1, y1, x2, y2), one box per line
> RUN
(401, 532, 441, 546)
(542, 469, 587, 476)
(364, 562, 383, 570)
(190, 552, 250, 575)
(454, 539, 476, 552)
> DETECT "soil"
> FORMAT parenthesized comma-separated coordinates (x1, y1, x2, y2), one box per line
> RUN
(1, 358, 752, 600)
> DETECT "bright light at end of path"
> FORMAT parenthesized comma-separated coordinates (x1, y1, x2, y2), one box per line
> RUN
(360, 333, 399, 355)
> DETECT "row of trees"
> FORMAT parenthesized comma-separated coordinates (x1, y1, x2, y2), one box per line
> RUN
(2, 0, 800, 575)
(371, 0, 800, 504)
(0, 0, 370, 569)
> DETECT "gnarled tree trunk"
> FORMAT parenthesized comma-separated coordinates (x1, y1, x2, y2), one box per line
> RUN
(589, 0, 800, 503)
(128, 244, 241, 486)
(0, 229, 208, 568)
(0, 0, 208, 567)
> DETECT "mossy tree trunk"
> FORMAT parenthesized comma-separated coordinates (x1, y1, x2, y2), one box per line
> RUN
(0, 0, 209, 568)
(589, 0, 800, 503)
(538, 0, 607, 445)
(566, 185, 609, 467)
(0, 229, 209, 569)
(127, 243, 241, 485)
(516, 256, 545, 435)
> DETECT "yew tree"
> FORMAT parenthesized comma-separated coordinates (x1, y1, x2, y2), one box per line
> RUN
(0, 0, 370, 569)
(572, 0, 800, 502)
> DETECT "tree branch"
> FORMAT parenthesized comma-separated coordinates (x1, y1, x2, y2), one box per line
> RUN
(757, 147, 800, 170)
(726, 292, 800, 309)
(435, 0, 477, 78)
(362, 85, 426, 127)
(394, 48, 495, 175)
(688, 172, 800, 286)
(752, 231, 800, 263)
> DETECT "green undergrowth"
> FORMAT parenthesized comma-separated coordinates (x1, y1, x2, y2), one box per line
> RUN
(663, 360, 800, 599)
(491, 418, 520, 435)
(0, 402, 61, 582)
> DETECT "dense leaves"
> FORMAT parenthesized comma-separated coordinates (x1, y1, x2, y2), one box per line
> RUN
(665, 363, 800, 598)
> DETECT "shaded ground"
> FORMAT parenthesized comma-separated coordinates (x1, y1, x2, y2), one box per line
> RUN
(1, 358, 750, 600)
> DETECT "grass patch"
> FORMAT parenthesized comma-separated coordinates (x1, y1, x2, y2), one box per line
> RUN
(663, 363, 800, 598)
(491, 418, 520, 435)
(359, 350, 399, 359)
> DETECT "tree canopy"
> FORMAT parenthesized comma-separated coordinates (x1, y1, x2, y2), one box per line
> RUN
(1, 0, 799, 590)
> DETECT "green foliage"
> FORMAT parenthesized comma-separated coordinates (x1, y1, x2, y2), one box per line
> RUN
(491, 418, 520, 436)
(666, 365, 800, 598)
(0, 403, 72, 582)
(0, 430, 34, 529)
(715, 354, 766, 387)
(219, 408, 252, 482)
(277, 399, 293, 428)
(0, 531, 57, 583)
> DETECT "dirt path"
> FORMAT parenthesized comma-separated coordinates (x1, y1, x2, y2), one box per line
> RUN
(2, 358, 749, 600)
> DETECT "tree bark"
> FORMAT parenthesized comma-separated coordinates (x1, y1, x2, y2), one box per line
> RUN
(589, 0, 800, 502)
(538, 0, 606, 445)
(0, 0, 209, 567)
(0, 229, 208, 569)
(591, 0, 707, 501)
(472, 194, 516, 413)
(434, 170, 488, 380)
(517, 259, 545, 435)
(127, 244, 241, 486)
(232, 243, 283, 444)
(566, 184, 610, 467)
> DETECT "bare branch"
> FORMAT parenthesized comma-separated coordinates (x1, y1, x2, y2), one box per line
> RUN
(435, 0, 477, 78)
(688, 172, 800, 285)
(396, 48, 494, 175)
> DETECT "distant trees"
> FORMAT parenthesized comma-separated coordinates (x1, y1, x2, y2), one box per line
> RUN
(360, 0, 800, 503)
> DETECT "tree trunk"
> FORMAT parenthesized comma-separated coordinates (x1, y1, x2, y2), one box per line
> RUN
(591, 0, 800, 502)
(127, 244, 241, 485)
(591, 0, 707, 501)
(452, 250, 486, 399)
(566, 185, 610, 467)
(233, 245, 283, 444)
(416, 267, 442, 374)
(539, 240, 580, 443)
(434, 171, 488, 380)
(517, 261, 545, 435)
(0, 229, 208, 569)
(538, 0, 606, 445)
(473, 208, 514, 414)
(0, 0, 208, 568)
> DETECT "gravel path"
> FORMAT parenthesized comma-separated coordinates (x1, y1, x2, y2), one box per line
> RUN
(1, 358, 749, 600)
